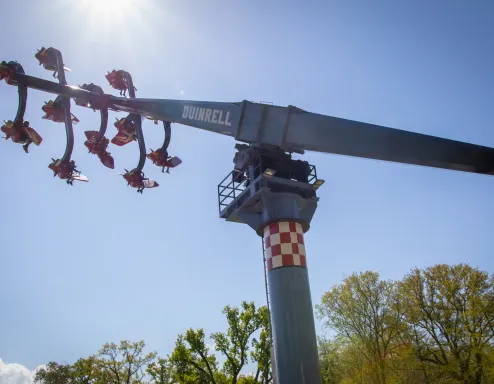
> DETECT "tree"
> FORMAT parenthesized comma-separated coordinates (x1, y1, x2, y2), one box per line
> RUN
(34, 343, 157, 384)
(170, 301, 271, 384)
(170, 328, 221, 383)
(483, 347, 494, 383)
(249, 326, 272, 384)
(338, 340, 369, 384)
(71, 356, 105, 384)
(318, 337, 343, 384)
(211, 302, 270, 383)
(398, 264, 494, 384)
(34, 362, 73, 384)
(97, 340, 157, 384)
(316, 271, 405, 384)
(146, 357, 175, 384)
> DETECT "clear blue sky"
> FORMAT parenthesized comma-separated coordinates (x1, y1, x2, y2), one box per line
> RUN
(1, 0, 493, 374)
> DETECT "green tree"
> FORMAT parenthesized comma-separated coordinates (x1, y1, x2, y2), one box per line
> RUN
(34, 344, 156, 384)
(170, 301, 271, 384)
(146, 357, 175, 383)
(211, 302, 270, 383)
(34, 362, 72, 384)
(318, 337, 344, 384)
(316, 271, 405, 384)
(71, 356, 105, 384)
(398, 264, 494, 384)
(339, 341, 368, 384)
(170, 328, 220, 383)
(249, 326, 272, 383)
(483, 347, 494, 383)
(97, 340, 157, 384)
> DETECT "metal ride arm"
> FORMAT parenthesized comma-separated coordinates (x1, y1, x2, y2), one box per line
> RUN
(107, 70, 159, 193)
(52, 49, 74, 164)
(76, 83, 114, 169)
(161, 120, 171, 152)
(122, 71, 146, 172)
(144, 120, 181, 174)
(98, 108, 109, 140)
(1, 61, 44, 153)
(13, 65, 27, 127)
(32, 48, 86, 184)
(78, 83, 109, 141)
(0, 62, 28, 127)
(9, 70, 494, 176)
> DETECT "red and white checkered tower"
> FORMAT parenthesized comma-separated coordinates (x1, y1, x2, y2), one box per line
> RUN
(263, 221, 306, 271)
(219, 156, 325, 384)
(262, 220, 312, 384)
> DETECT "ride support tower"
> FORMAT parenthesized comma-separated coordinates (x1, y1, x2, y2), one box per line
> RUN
(218, 144, 325, 384)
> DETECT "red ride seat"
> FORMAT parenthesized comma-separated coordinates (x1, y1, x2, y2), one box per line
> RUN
(84, 131, 114, 169)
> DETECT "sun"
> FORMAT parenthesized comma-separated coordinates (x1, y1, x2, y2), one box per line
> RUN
(71, 0, 160, 51)
(78, 0, 138, 20)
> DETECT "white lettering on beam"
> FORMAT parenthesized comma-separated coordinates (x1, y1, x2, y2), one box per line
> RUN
(182, 106, 232, 126)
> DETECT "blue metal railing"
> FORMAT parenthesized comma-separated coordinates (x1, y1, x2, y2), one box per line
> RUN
(218, 162, 262, 214)
(217, 161, 318, 216)
(308, 164, 317, 184)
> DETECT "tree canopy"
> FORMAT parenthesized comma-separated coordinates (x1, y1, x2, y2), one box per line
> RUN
(317, 263, 494, 384)
(34, 301, 271, 384)
(33, 263, 493, 384)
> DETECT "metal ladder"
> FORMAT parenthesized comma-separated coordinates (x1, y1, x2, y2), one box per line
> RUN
(262, 238, 277, 384)
(262, 238, 271, 318)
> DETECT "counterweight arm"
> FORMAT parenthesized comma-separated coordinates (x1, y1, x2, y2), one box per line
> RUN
(282, 108, 494, 175)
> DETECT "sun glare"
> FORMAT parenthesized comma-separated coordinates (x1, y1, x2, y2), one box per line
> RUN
(79, 0, 137, 20)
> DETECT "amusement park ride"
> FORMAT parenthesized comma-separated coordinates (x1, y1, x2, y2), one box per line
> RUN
(2, 47, 494, 383)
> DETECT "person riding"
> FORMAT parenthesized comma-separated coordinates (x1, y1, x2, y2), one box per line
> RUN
(35, 47, 60, 78)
